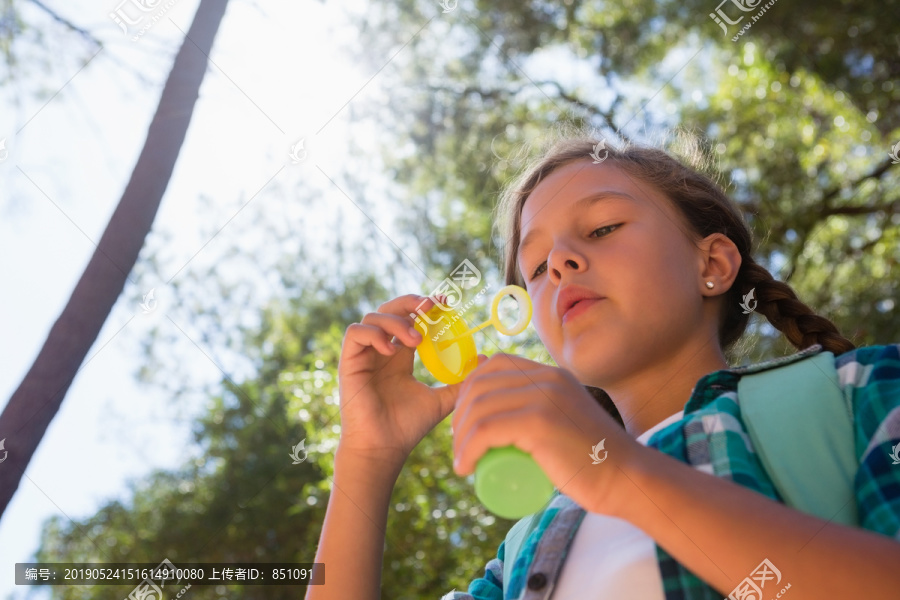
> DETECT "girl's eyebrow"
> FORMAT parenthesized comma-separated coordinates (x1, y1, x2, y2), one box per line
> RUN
(518, 191, 636, 258)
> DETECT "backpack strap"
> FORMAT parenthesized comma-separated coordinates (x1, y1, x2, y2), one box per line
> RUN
(501, 489, 560, 593)
(738, 350, 859, 527)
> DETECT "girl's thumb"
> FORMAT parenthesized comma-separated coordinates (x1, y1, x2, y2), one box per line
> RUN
(476, 353, 488, 366)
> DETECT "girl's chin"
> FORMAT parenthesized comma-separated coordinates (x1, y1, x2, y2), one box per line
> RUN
(562, 332, 616, 365)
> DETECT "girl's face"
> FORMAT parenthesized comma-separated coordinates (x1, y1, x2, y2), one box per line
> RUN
(517, 159, 715, 389)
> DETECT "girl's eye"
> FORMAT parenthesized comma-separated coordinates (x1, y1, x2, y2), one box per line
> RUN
(529, 223, 622, 280)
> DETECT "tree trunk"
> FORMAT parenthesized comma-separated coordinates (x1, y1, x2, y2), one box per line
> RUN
(0, 0, 230, 519)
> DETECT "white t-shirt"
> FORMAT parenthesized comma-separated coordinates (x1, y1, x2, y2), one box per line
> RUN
(550, 410, 685, 600)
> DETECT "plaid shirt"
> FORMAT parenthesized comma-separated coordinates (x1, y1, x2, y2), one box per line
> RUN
(440, 343, 900, 600)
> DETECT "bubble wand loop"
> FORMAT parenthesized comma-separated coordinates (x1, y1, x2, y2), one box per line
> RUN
(414, 284, 553, 519)
(435, 285, 532, 351)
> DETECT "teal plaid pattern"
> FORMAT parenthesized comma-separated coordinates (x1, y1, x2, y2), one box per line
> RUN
(441, 344, 900, 600)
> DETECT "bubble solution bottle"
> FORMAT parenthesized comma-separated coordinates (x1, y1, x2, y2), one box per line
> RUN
(412, 285, 555, 519)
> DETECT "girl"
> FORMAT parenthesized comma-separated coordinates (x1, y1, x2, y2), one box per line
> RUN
(307, 129, 900, 600)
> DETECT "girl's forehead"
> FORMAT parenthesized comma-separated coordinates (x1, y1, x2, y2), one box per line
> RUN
(522, 162, 641, 213)
(519, 166, 642, 236)
(519, 163, 680, 237)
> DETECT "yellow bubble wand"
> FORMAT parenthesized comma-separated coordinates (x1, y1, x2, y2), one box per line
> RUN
(434, 285, 533, 351)
(414, 284, 554, 519)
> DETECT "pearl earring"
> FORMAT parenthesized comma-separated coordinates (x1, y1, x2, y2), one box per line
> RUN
(705, 281, 714, 289)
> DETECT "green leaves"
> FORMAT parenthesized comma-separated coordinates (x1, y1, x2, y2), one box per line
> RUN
(33, 2, 898, 598)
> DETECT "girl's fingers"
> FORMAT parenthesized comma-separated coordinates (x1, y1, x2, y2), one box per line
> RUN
(345, 293, 448, 359)
(360, 312, 423, 348)
(345, 323, 403, 357)
(453, 364, 556, 432)
(368, 293, 450, 341)
(376, 293, 449, 325)
(453, 352, 556, 420)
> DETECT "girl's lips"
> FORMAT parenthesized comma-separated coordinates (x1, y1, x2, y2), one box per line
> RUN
(561, 298, 603, 325)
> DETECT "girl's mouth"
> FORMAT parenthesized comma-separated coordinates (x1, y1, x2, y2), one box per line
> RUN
(562, 298, 603, 324)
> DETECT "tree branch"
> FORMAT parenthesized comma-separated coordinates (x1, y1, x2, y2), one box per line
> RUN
(820, 156, 896, 212)
(533, 79, 630, 144)
(821, 198, 900, 217)
(778, 156, 896, 282)
(422, 80, 630, 144)
(29, 0, 102, 48)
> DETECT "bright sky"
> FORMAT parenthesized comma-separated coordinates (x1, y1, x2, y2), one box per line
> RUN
(0, 1, 404, 597)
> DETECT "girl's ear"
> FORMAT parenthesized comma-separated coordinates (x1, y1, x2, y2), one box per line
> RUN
(698, 232, 742, 293)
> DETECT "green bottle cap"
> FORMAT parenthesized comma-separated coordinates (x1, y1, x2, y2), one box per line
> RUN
(475, 446, 555, 519)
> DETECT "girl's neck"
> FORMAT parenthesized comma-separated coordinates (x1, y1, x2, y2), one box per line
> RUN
(612, 350, 730, 439)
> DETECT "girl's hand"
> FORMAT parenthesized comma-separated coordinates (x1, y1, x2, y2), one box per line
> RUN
(337, 294, 469, 468)
(451, 352, 639, 515)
